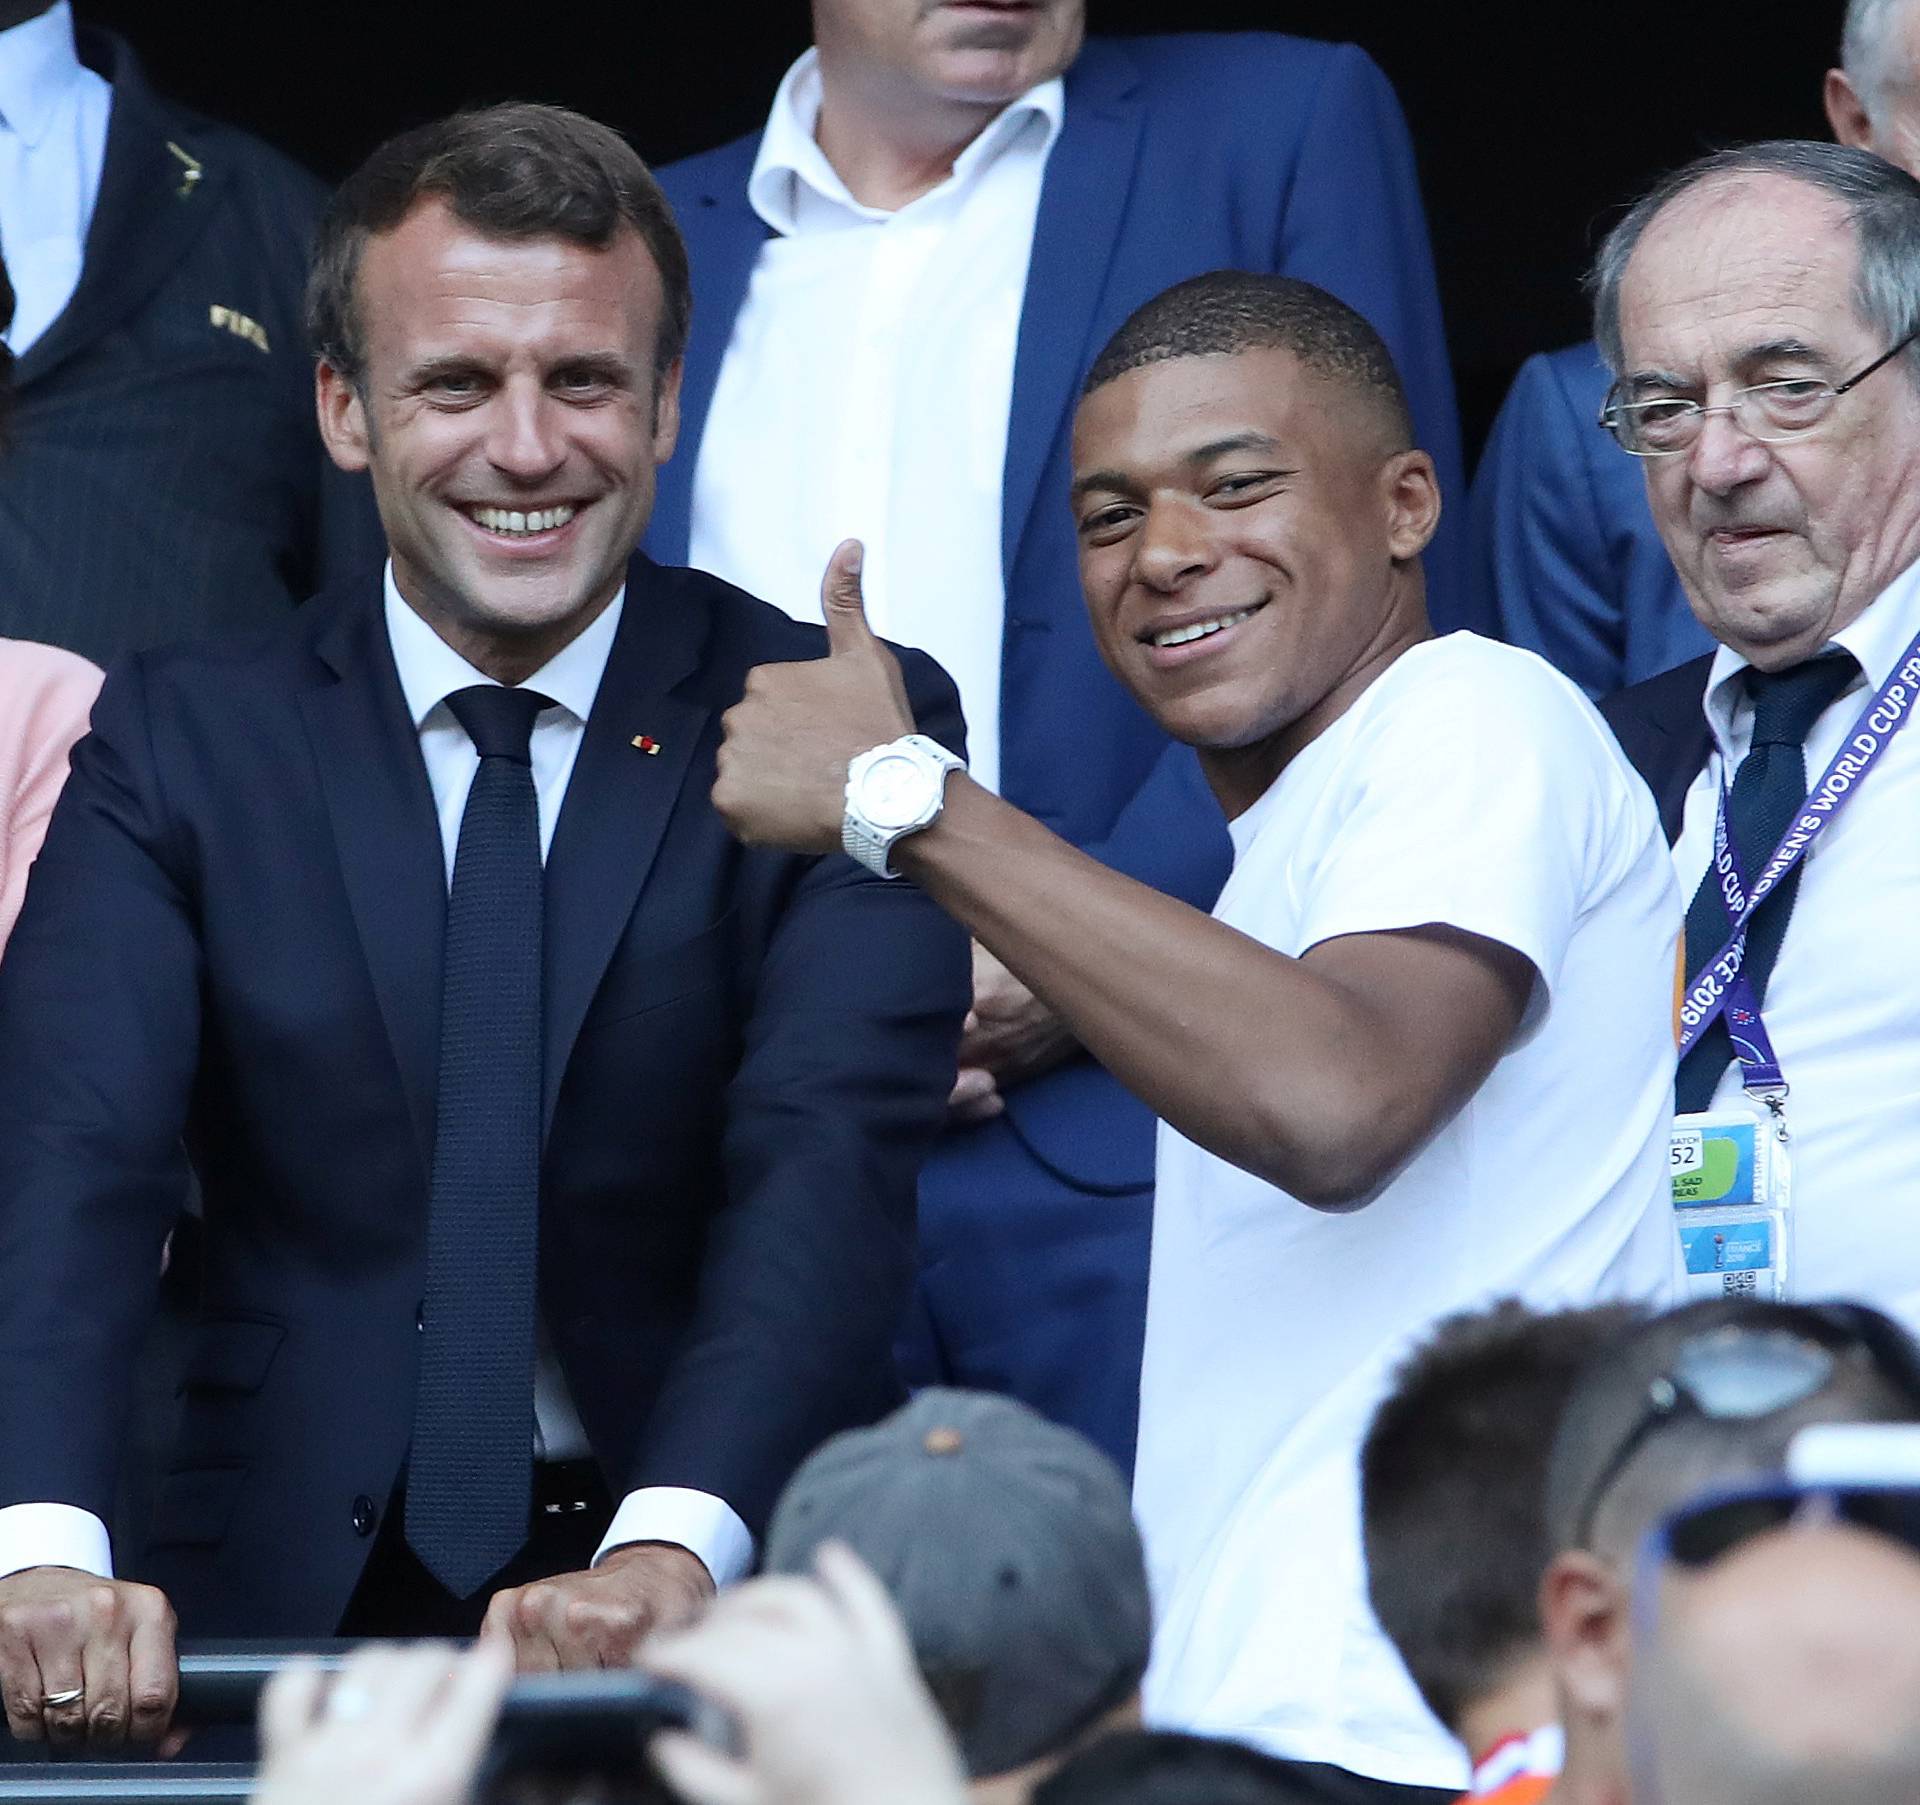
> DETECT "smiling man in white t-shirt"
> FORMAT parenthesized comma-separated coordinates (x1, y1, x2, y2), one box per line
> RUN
(709, 269, 1680, 1802)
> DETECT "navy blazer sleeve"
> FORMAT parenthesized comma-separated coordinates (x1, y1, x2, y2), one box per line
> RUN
(1471, 341, 1707, 695)
(624, 650, 970, 1526)
(0, 659, 196, 1517)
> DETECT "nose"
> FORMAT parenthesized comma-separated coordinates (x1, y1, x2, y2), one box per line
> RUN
(1133, 497, 1216, 592)
(1684, 405, 1774, 498)
(484, 379, 567, 485)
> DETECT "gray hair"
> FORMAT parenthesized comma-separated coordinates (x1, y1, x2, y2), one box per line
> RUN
(1588, 140, 1920, 383)
(1842, 0, 1912, 123)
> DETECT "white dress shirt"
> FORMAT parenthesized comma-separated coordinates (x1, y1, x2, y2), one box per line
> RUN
(686, 49, 1065, 796)
(1672, 558, 1920, 1332)
(0, 573, 754, 1592)
(0, 1, 109, 354)
(1138, 636, 1677, 1785)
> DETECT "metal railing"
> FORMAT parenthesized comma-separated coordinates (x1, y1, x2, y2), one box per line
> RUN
(0, 1644, 702, 1804)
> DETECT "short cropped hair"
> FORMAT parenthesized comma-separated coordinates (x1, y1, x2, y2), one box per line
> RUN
(306, 102, 691, 389)
(1032, 1730, 1325, 1805)
(1544, 1299, 1920, 1565)
(1081, 270, 1414, 450)
(1360, 1299, 1644, 1734)
(1588, 141, 1920, 383)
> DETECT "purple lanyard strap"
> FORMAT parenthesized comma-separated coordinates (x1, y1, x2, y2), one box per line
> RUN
(1676, 632, 1920, 1093)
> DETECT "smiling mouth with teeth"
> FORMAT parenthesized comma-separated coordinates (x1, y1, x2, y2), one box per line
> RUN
(1150, 603, 1264, 649)
(467, 504, 579, 536)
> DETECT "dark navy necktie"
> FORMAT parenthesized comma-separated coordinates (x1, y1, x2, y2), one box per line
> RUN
(405, 683, 555, 1598)
(1674, 652, 1857, 1113)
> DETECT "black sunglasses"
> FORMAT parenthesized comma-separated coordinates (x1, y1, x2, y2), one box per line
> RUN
(1654, 1478, 1920, 1570)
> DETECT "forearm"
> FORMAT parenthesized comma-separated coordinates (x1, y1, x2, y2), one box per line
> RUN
(896, 779, 1414, 1205)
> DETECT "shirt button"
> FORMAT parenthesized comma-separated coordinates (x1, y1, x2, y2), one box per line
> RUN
(351, 1495, 378, 1537)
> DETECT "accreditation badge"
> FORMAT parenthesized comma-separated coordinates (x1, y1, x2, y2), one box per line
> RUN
(1670, 1107, 1792, 1302)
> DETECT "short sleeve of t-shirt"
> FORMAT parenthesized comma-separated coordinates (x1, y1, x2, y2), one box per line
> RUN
(1277, 637, 1636, 1001)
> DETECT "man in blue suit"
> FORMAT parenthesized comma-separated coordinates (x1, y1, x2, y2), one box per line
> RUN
(0, 102, 967, 1750)
(1468, 341, 1703, 697)
(646, 0, 1464, 1474)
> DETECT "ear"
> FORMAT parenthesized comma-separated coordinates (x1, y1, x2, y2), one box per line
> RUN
(1539, 1550, 1633, 1728)
(315, 360, 371, 475)
(651, 355, 684, 468)
(1826, 67, 1877, 151)
(1381, 448, 1441, 562)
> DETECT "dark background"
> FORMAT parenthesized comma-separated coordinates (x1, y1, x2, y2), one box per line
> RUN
(79, 0, 1843, 459)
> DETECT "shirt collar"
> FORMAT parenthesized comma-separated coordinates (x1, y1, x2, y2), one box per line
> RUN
(0, 2, 85, 148)
(746, 46, 1065, 235)
(382, 562, 624, 730)
(1700, 554, 1920, 754)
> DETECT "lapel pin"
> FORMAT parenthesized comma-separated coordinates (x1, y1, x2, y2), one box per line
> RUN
(166, 140, 204, 200)
(631, 734, 662, 756)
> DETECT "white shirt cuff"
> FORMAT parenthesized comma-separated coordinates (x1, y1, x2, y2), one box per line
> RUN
(594, 1487, 755, 1588)
(0, 1504, 114, 1584)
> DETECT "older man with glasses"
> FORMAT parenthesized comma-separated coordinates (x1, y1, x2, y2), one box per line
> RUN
(1529, 1297, 1920, 1805)
(1592, 140, 1920, 1340)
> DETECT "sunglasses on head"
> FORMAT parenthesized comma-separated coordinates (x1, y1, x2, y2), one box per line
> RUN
(1570, 1303, 1920, 1549)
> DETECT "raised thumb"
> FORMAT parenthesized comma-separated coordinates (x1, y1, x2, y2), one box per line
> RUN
(820, 539, 875, 657)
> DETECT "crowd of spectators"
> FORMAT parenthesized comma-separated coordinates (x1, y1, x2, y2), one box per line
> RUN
(6, 0, 1920, 1801)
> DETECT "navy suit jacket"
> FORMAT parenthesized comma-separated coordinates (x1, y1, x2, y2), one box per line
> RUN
(650, 32, 1465, 1189)
(0, 559, 970, 1637)
(1599, 652, 1715, 846)
(0, 29, 382, 666)
(1470, 339, 1709, 696)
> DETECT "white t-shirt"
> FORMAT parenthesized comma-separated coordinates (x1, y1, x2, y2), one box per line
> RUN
(1135, 633, 1680, 1788)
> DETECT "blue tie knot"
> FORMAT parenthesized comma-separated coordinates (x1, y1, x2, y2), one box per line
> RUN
(445, 685, 556, 765)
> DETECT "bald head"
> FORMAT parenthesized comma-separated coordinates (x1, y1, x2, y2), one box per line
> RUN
(1633, 1522, 1920, 1804)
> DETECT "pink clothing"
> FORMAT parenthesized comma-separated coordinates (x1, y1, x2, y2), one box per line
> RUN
(0, 638, 101, 951)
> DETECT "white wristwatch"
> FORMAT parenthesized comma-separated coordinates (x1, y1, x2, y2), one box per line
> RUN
(842, 734, 966, 878)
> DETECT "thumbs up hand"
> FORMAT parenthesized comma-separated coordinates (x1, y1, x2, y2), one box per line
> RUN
(714, 540, 920, 855)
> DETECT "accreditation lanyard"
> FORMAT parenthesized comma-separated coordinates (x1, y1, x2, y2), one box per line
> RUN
(1676, 630, 1920, 1088)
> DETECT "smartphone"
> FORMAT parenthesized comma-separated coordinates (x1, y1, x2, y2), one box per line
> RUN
(479, 1670, 735, 1803)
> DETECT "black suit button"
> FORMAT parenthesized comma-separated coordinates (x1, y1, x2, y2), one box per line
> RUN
(351, 1495, 378, 1537)
(416, 1302, 426, 1332)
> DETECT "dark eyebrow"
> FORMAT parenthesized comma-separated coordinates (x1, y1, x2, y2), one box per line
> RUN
(549, 351, 635, 381)
(404, 354, 492, 388)
(1184, 431, 1287, 463)
(1071, 467, 1136, 500)
(1071, 431, 1291, 499)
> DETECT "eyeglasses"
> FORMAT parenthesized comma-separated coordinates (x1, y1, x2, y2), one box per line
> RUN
(1568, 1304, 1920, 1550)
(1597, 329, 1920, 457)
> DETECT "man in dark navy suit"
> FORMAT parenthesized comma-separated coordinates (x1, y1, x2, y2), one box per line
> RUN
(0, 1, 380, 665)
(647, 0, 1464, 1474)
(0, 102, 967, 1749)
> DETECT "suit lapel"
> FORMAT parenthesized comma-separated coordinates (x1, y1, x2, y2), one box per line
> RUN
(999, 40, 1145, 581)
(540, 559, 714, 1134)
(650, 146, 770, 564)
(16, 31, 225, 393)
(298, 588, 449, 1173)
(1602, 654, 1715, 847)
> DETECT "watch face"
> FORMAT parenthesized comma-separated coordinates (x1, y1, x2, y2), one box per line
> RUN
(859, 752, 933, 830)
